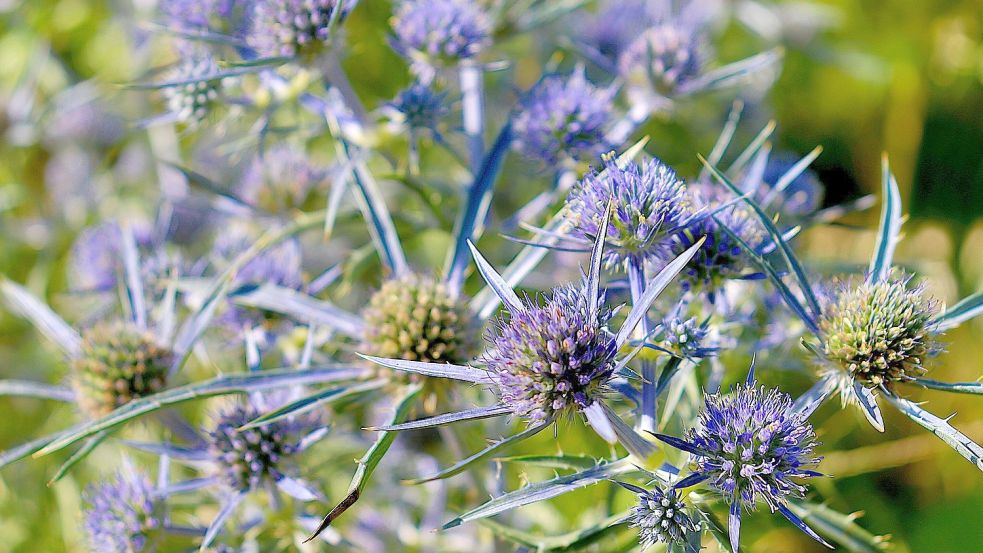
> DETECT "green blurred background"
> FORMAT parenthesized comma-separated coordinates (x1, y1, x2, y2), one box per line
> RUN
(1, 0, 981, 551)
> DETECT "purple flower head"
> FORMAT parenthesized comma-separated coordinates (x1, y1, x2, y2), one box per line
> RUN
(161, 0, 240, 31)
(212, 226, 304, 292)
(566, 156, 693, 269)
(208, 401, 318, 492)
(817, 271, 941, 389)
(69, 221, 155, 293)
(579, 0, 658, 63)
(83, 471, 162, 553)
(655, 376, 830, 549)
(163, 54, 228, 125)
(627, 484, 699, 547)
(685, 381, 821, 511)
(391, 0, 490, 73)
(658, 311, 710, 359)
(249, 0, 353, 59)
(619, 23, 704, 95)
(671, 183, 764, 298)
(483, 282, 618, 424)
(759, 152, 825, 218)
(387, 83, 450, 135)
(512, 69, 614, 166)
(237, 146, 330, 212)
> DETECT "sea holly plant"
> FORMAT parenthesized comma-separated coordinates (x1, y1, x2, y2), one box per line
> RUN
(0, 217, 365, 473)
(349, 206, 705, 526)
(705, 155, 983, 472)
(652, 369, 832, 551)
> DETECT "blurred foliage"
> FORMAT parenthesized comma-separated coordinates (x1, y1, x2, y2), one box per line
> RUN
(0, 0, 981, 552)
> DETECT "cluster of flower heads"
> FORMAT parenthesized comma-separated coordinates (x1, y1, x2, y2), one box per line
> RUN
(4, 1, 981, 552)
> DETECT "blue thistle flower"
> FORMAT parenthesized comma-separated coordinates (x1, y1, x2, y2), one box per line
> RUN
(817, 272, 941, 390)
(83, 471, 162, 553)
(655, 377, 830, 550)
(579, 0, 658, 63)
(626, 484, 699, 548)
(208, 402, 318, 492)
(619, 23, 704, 96)
(670, 183, 765, 298)
(566, 155, 693, 269)
(249, 0, 353, 59)
(391, 0, 490, 74)
(657, 311, 711, 359)
(512, 69, 615, 166)
(68, 221, 156, 293)
(237, 146, 330, 212)
(387, 83, 450, 136)
(483, 282, 618, 423)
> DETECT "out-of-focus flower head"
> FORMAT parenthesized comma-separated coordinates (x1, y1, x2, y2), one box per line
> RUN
(579, 0, 659, 64)
(83, 470, 163, 553)
(671, 182, 764, 299)
(249, 0, 354, 59)
(619, 22, 704, 96)
(161, 0, 240, 31)
(566, 155, 693, 269)
(386, 83, 451, 136)
(483, 282, 618, 424)
(43, 95, 124, 149)
(758, 152, 825, 219)
(163, 54, 228, 126)
(512, 69, 614, 166)
(362, 273, 478, 365)
(237, 145, 330, 212)
(658, 310, 712, 359)
(817, 271, 941, 390)
(391, 0, 490, 78)
(71, 319, 174, 418)
(208, 400, 320, 492)
(69, 221, 156, 293)
(210, 224, 305, 333)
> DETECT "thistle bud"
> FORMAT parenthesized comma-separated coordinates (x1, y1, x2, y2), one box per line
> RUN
(71, 320, 173, 418)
